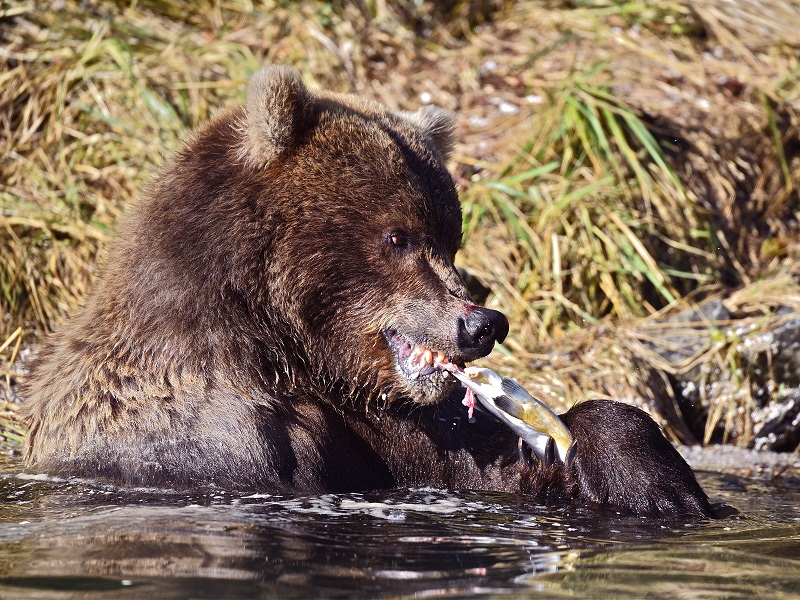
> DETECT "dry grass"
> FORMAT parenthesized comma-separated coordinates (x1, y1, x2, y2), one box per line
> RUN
(490, 272, 800, 447)
(1, 0, 799, 449)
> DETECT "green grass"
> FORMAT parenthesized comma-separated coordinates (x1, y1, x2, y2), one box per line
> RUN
(461, 68, 718, 341)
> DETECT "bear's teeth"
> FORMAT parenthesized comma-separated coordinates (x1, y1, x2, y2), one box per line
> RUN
(409, 345, 425, 363)
(404, 343, 455, 379)
(409, 345, 434, 368)
(421, 349, 433, 366)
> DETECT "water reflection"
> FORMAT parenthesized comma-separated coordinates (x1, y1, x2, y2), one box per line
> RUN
(0, 454, 798, 599)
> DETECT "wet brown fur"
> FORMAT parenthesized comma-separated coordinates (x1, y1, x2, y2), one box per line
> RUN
(22, 67, 714, 517)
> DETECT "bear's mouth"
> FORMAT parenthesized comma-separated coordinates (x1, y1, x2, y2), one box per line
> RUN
(383, 329, 462, 383)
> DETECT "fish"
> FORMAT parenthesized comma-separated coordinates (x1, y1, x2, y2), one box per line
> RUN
(451, 366, 576, 468)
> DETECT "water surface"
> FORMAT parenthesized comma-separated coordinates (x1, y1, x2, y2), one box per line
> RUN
(0, 453, 798, 599)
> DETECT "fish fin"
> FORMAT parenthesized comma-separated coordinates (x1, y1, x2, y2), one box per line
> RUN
(500, 378, 535, 402)
(493, 394, 524, 419)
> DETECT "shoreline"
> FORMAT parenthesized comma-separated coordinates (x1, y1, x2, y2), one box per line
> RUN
(679, 444, 800, 478)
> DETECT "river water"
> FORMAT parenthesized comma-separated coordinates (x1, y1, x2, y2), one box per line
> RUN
(0, 451, 798, 599)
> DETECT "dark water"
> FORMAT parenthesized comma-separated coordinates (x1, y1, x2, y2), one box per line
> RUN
(0, 454, 798, 599)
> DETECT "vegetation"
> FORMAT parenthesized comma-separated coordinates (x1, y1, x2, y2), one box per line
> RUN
(1, 0, 799, 449)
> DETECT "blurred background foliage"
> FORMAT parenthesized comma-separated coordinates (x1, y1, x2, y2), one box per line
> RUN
(1, 0, 799, 448)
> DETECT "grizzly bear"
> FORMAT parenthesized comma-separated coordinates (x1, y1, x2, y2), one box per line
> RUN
(23, 66, 714, 518)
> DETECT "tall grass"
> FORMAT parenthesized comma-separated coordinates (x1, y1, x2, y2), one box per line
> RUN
(461, 68, 719, 343)
(0, 0, 270, 342)
(458, 0, 800, 444)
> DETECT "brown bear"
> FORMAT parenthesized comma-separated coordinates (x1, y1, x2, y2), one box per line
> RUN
(22, 66, 714, 518)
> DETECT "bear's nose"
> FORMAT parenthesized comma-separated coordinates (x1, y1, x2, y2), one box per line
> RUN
(456, 307, 509, 359)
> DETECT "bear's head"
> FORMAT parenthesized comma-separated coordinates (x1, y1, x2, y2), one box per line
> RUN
(239, 66, 509, 405)
(164, 66, 508, 407)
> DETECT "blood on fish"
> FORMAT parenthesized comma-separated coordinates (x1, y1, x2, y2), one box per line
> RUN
(462, 387, 476, 420)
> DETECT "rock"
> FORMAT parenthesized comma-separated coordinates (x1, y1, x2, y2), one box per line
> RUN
(752, 388, 800, 452)
(643, 300, 800, 451)
(649, 298, 731, 374)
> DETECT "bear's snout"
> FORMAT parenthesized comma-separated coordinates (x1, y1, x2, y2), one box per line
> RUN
(456, 307, 509, 360)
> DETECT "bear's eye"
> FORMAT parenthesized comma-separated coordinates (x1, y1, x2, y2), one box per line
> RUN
(388, 231, 409, 249)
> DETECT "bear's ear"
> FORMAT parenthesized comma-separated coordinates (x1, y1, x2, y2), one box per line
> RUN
(401, 105, 456, 162)
(244, 66, 312, 168)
